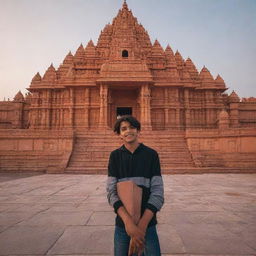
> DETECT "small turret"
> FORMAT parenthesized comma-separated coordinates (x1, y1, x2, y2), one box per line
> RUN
(215, 74, 226, 88)
(57, 51, 74, 79)
(63, 51, 74, 65)
(218, 109, 229, 129)
(198, 66, 215, 88)
(13, 91, 24, 102)
(165, 44, 177, 68)
(185, 58, 199, 80)
(31, 72, 42, 85)
(85, 40, 96, 57)
(229, 90, 240, 103)
(165, 44, 174, 56)
(42, 64, 57, 82)
(199, 66, 214, 81)
(175, 50, 184, 66)
(74, 43, 85, 62)
(151, 40, 165, 56)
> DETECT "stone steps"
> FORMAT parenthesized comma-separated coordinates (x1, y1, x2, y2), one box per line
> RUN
(67, 130, 195, 172)
(69, 160, 194, 168)
(69, 152, 193, 160)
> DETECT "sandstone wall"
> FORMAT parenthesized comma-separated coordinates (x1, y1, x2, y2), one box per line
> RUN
(0, 101, 25, 129)
(239, 100, 256, 128)
(0, 129, 74, 173)
(186, 128, 256, 168)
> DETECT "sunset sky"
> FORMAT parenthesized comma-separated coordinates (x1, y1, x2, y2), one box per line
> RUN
(0, 0, 255, 100)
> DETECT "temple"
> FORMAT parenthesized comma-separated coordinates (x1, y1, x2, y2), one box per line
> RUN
(0, 1, 256, 173)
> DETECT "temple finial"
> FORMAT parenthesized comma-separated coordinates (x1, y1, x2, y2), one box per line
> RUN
(123, 0, 128, 8)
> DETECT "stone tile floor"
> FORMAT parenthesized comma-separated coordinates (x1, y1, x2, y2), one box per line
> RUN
(0, 173, 255, 255)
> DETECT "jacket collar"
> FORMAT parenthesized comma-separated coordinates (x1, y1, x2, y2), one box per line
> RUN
(119, 143, 144, 154)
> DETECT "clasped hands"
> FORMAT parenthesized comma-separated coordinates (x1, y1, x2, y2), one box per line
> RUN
(125, 219, 147, 256)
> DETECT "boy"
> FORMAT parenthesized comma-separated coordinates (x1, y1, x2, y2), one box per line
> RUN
(107, 115, 164, 256)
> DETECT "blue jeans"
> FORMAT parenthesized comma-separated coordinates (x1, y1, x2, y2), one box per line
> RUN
(114, 225, 161, 256)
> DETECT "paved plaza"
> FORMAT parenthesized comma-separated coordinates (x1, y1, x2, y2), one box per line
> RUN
(0, 173, 255, 256)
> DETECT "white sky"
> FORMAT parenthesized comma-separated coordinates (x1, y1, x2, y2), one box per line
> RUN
(0, 0, 255, 100)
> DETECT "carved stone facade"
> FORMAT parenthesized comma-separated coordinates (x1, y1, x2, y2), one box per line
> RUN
(0, 1, 256, 173)
(1, 2, 256, 131)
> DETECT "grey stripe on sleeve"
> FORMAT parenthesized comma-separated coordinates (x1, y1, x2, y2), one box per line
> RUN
(106, 176, 120, 206)
(118, 177, 150, 188)
(148, 176, 164, 211)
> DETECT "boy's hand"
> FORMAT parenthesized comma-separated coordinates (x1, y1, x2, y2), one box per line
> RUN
(128, 237, 144, 256)
(124, 218, 145, 247)
(137, 221, 147, 234)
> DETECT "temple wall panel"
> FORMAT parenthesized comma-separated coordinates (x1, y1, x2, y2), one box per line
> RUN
(179, 90, 184, 103)
(239, 110, 256, 127)
(167, 88, 177, 100)
(0, 106, 11, 128)
(63, 109, 70, 127)
(74, 108, 84, 126)
(168, 109, 176, 126)
(89, 108, 100, 128)
(74, 88, 85, 104)
(0, 102, 26, 129)
(0, 110, 8, 120)
(90, 88, 100, 104)
(151, 108, 164, 130)
(151, 87, 165, 106)
(51, 109, 57, 128)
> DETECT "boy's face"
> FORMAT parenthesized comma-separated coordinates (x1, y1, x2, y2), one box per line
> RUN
(119, 121, 139, 144)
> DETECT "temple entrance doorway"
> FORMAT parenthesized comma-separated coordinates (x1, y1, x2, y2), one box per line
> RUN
(109, 88, 139, 128)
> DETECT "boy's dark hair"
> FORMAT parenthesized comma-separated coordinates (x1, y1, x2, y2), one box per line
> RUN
(114, 115, 141, 134)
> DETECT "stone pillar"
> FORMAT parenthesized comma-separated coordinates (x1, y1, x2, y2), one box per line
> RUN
(205, 91, 213, 127)
(230, 103, 239, 127)
(140, 84, 152, 130)
(164, 88, 169, 129)
(228, 91, 240, 128)
(57, 109, 61, 128)
(12, 102, 24, 129)
(84, 88, 89, 129)
(184, 89, 191, 128)
(69, 88, 74, 128)
(175, 89, 180, 128)
(99, 84, 108, 129)
(59, 91, 64, 128)
(164, 108, 169, 129)
(45, 90, 51, 129)
(218, 109, 229, 129)
(176, 108, 180, 128)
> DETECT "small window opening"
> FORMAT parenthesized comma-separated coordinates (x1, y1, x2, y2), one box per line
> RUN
(122, 50, 129, 58)
(117, 107, 132, 119)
